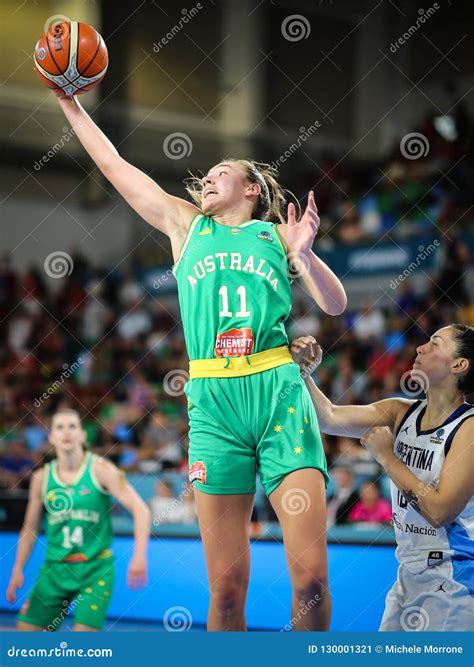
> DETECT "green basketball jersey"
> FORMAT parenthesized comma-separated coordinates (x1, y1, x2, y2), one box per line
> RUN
(173, 214, 292, 360)
(42, 452, 113, 562)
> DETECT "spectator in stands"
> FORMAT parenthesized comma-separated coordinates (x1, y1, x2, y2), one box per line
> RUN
(353, 303, 385, 343)
(149, 480, 191, 525)
(348, 480, 392, 525)
(0, 442, 34, 490)
(117, 301, 152, 341)
(326, 466, 360, 527)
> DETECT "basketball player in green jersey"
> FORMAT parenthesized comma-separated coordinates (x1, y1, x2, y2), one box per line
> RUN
(54, 93, 347, 630)
(6, 409, 151, 631)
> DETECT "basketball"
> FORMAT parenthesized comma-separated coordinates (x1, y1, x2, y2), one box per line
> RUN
(34, 20, 108, 97)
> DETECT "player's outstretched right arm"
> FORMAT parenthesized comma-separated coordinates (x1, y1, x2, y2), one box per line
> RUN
(291, 336, 412, 437)
(6, 469, 44, 604)
(56, 96, 199, 237)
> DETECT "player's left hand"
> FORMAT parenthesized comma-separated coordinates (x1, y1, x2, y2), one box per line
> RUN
(360, 426, 395, 465)
(290, 336, 322, 374)
(127, 554, 148, 590)
(279, 191, 320, 256)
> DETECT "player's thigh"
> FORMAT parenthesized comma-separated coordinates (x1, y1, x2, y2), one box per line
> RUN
(269, 468, 328, 582)
(16, 620, 46, 631)
(17, 563, 72, 631)
(194, 489, 254, 588)
(73, 558, 115, 631)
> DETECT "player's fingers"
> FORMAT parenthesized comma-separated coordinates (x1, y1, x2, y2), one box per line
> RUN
(287, 202, 297, 226)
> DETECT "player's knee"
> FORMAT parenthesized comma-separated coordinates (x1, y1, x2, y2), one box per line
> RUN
(292, 561, 328, 604)
(210, 576, 247, 618)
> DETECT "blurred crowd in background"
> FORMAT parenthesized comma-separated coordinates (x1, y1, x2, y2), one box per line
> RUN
(1, 111, 473, 532)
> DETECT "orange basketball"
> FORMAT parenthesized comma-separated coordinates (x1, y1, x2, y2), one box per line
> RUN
(34, 20, 108, 96)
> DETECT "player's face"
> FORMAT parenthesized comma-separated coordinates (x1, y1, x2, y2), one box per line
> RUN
(201, 162, 260, 216)
(49, 413, 86, 453)
(413, 326, 460, 384)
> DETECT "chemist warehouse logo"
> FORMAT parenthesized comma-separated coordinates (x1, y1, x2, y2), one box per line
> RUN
(430, 428, 445, 445)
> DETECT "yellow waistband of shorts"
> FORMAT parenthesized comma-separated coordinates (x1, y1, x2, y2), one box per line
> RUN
(189, 345, 294, 378)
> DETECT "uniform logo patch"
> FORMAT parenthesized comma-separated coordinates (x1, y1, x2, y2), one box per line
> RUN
(427, 550, 443, 567)
(430, 428, 445, 445)
(198, 227, 211, 236)
(215, 327, 254, 357)
(189, 461, 207, 484)
(230, 228, 241, 234)
(256, 231, 274, 242)
(78, 485, 91, 496)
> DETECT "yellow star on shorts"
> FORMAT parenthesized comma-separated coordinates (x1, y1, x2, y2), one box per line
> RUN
(287, 406, 296, 414)
(294, 446, 302, 454)
(303, 417, 309, 425)
(299, 428, 305, 434)
(274, 424, 283, 433)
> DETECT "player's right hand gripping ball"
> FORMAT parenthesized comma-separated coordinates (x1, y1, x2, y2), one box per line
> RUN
(34, 20, 108, 97)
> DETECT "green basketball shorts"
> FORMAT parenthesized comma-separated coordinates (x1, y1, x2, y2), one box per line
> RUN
(186, 362, 328, 496)
(18, 556, 115, 630)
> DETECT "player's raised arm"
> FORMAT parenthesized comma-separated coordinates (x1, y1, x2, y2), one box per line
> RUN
(6, 470, 44, 604)
(94, 458, 151, 589)
(291, 336, 411, 437)
(56, 96, 199, 236)
(279, 192, 347, 316)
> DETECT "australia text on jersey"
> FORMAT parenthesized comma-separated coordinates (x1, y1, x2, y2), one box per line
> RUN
(186, 252, 279, 291)
(48, 509, 100, 525)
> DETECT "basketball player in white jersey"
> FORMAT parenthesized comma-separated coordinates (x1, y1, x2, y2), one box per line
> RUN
(291, 324, 474, 631)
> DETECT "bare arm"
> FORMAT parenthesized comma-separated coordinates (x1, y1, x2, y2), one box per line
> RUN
(57, 96, 199, 236)
(6, 470, 44, 603)
(361, 421, 474, 528)
(290, 337, 411, 437)
(299, 250, 347, 316)
(278, 191, 346, 315)
(95, 458, 151, 588)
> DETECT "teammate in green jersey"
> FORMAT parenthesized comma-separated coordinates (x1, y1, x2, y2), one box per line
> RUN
(54, 93, 347, 631)
(6, 409, 151, 631)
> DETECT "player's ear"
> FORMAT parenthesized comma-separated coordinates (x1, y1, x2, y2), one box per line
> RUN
(245, 182, 261, 196)
(452, 356, 469, 375)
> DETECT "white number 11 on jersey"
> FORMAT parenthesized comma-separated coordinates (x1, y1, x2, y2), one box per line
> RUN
(218, 285, 250, 317)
